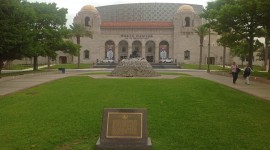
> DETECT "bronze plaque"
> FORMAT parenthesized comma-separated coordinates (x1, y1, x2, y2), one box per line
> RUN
(96, 108, 152, 150)
(106, 112, 142, 138)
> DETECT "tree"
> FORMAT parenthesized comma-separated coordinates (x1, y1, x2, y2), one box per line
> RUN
(257, 0, 270, 74)
(202, 0, 262, 68)
(44, 27, 80, 69)
(216, 33, 236, 69)
(217, 32, 252, 68)
(69, 23, 92, 69)
(0, 0, 34, 74)
(194, 25, 209, 69)
(27, 2, 68, 71)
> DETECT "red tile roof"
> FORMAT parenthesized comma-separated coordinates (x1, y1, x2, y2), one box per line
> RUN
(101, 22, 173, 28)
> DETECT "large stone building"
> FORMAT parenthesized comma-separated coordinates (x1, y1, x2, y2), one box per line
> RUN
(11, 3, 265, 67)
(62, 3, 231, 65)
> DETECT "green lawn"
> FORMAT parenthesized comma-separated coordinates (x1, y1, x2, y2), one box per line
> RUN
(181, 64, 228, 71)
(48, 63, 92, 69)
(4, 64, 33, 70)
(0, 76, 270, 149)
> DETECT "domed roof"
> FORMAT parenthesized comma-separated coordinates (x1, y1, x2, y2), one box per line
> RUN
(177, 5, 195, 13)
(80, 5, 98, 12)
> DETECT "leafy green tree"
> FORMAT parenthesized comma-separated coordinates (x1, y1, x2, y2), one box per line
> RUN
(27, 2, 67, 71)
(257, 0, 270, 74)
(69, 23, 92, 69)
(203, 0, 262, 68)
(60, 40, 81, 56)
(44, 27, 80, 69)
(216, 33, 237, 69)
(0, 0, 34, 74)
(194, 25, 209, 69)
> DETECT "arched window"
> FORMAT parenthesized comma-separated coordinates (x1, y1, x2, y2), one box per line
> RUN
(85, 17, 90, 26)
(159, 41, 169, 59)
(84, 50, 89, 59)
(185, 17, 190, 27)
(118, 40, 128, 60)
(184, 50, 190, 60)
(105, 40, 115, 60)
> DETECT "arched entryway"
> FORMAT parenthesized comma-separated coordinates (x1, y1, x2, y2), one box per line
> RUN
(59, 56, 67, 64)
(145, 40, 155, 63)
(105, 40, 115, 60)
(159, 41, 169, 60)
(131, 41, 142, 58)
(118, 40, 128, 60)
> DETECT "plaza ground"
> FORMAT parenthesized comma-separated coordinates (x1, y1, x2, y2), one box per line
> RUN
(0, 68, 269, 101)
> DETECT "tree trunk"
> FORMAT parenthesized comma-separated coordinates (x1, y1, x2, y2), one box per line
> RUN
(77, 36, 81, 69)
(4, 60, 13, 70)
(72, 55, 74, 63)
(248, 37, 254, 68)
(265, 37, 269, 71)
(47, 57, 51, 69)
(0, 59, 4, 74)
(199, 44, 202, 69)
(268, 47, 270, 74)
(223, 46, 226, 69)
(268, 58, 270, 74)
(77, 52, 80, 69)
(33, 56, 38, 71)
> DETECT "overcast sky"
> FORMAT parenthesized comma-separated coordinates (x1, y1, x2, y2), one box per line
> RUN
(27, 0, 213, 26)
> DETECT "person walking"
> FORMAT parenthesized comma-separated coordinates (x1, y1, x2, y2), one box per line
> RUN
(231, 62, 239, 84)
(243, 64, 253, 85)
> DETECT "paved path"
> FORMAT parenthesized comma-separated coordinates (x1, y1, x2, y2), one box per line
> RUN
(0, 69, 269, 101)
(0, 71, 81, 96)
(184, 71, 270, 101)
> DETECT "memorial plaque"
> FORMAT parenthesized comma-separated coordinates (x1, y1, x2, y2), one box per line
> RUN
(95, 108, 152, 150)
(106, 112, 142, 138)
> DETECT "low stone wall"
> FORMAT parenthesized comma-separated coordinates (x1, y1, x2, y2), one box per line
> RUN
(110, 58, 160, 77)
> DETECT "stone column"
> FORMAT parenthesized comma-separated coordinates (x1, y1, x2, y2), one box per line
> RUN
(155, 45, 160, 63)
(142, 45, 146, 59)
(128, 46, 132, 58)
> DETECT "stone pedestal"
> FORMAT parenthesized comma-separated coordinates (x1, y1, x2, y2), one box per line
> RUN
(96, 137, 152, 150)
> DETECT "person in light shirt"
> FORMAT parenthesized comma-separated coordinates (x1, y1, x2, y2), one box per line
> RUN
(231, 62, 239, 84)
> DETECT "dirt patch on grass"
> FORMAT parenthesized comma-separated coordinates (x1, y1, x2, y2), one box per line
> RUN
(88, 74, 180, 79)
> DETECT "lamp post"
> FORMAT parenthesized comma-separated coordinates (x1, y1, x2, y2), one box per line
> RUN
(207, 26, 211, 73)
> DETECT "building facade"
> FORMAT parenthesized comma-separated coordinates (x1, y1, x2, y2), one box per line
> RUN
(66, 3, 232, 65)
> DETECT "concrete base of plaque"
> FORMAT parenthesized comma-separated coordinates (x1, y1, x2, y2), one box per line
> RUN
(96, 137, 152, 150)
(95, 108, 152, 150)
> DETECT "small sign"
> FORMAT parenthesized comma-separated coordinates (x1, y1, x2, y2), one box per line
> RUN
(96, 108, 152, 150)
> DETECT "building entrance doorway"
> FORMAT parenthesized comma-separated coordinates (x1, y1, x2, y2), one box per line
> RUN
(159, 41, 169, 61)
(105, 40, 115, 60)
(118, 40, 128, 61)
(207, 57, 215, 65)
(131, 41, 142, 58)
(59, 56, 67, 64)
(145, 40, 155, 63)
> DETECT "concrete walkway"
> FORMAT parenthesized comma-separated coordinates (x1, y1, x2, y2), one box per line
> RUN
(184, 71, 270, 101)
(0, 71, 81, 96)
(0, 69, 269, 101)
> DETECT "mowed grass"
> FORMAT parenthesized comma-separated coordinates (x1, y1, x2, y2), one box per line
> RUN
(0, 76, 270, 149)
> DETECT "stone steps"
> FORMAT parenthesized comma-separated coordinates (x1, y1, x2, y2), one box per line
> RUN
(93, 63, 179, 69)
